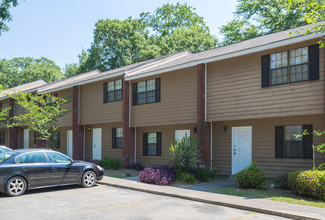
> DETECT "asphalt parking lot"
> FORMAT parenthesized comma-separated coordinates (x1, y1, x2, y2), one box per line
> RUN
(0, 184, 289, 220)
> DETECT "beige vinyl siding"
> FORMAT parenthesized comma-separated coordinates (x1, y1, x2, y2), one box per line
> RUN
(80, 78, 122, 125)
(15, 103, 26, 116)
(207, 40, 324, 121)
(85, 123, 123, 160)
(131, 67, 197, 127)
(212, 114, 324, 179)
(56, 89, 73, 127)
(136, 124, 197, 167)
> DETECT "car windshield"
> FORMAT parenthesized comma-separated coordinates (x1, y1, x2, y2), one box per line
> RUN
(0, 147, 11, 154)
(0, 151, 17, 164)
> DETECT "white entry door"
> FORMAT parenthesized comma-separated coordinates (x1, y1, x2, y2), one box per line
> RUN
(67, 130, 73, 158)
(232, 126, 252, 175)
(92, 128, 102, 160)
(23, 129, 29, 149)
(175, 130, 190, 142)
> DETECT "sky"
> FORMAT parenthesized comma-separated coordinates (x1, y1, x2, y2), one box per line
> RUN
(0, 0, 238, 69)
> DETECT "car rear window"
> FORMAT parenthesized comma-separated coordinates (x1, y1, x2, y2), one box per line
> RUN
(0, 147, 10, 154)
(0, 151, 17, 164)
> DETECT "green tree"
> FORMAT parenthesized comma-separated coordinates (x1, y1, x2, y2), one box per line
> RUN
(6, 91, 68, 148)
(74, 3, 217, 73)
(0, 0, 19, 34)
(0, 57, 64, 88)
(289, 0, 325, 47)
(219, 0, 309, 45)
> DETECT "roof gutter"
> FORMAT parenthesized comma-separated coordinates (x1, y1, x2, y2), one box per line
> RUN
(38, 71, 125, 94)
(125, 33, 324, 81)
(0, 88, 40, 101)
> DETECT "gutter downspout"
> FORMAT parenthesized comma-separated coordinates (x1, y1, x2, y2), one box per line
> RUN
(129, 80, 131, 128)
(210, 122, 213, 171)
(83, 125, 85, 160)
(205, 63, 207, 122)
(135, 127, 137, 163)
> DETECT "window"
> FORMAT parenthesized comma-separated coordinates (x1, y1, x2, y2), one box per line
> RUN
(0, 131, 5, 145)
(104, 79, 123, 103)
(270, 47, 309, 86)
(133, 78, 160, 105)
(45, 94, 57, 106)
(262, 45, 319, 88)
(0, 152, 17, 164)
(16, 152, 47, 164)
(143, 132, 162, 156)
(275, 125, 312, 159)
(112, 128, 123, 148)
(51, 132, 60, 149)
(46, 152, 71, 164)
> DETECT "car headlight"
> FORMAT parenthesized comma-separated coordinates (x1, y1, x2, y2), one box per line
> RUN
(97, 165, 103, 171)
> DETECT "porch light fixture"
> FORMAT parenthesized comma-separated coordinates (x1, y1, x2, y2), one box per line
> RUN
(88, 127, 92, 132)
(193, 127, 197, 133)
(223, 125, 227, 131)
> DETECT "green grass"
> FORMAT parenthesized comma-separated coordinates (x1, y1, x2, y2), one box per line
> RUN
(209, 186, 325, 208)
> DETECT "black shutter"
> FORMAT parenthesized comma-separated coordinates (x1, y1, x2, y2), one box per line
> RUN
(103, 83, 108, 103)
(156, 132, 162, 156)
(143, 133, 148, 156)
(133, 83, 137, 105)
(275, 126, 284, 158)
(155, 78, 161, 102)
(308, 45, 319, 81)
(261, 55, 270, 88)
(33, 131, 36, 144)
(57, 132, 61, 149)
(112, 128, 116, 148)
(303, 125, 313, 159)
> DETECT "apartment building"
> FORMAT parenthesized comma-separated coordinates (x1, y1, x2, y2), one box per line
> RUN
(3, 24, 324, 178)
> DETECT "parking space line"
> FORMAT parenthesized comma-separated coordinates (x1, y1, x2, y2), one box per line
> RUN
(230, 212, 257, 220)
(59, 200, 147, 218)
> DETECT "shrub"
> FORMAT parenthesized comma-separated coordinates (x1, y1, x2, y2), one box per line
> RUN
(126, 162, 144, 171)
(139, 165, 175, 185)
(101, 158, 122, 170)
(296, 170, 325, 200)
(191, 168, 218, 182)
(235, 162, 267, 189)
(316, 163, 325, 171)
(169, 135, 202, 172)
(274, 173, 289, 190)
(288, 170, 303, 192)
(176, 171, 197, 184)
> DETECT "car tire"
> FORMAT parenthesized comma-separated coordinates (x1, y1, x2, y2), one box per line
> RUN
(5, 176, 27, 197)
(81, 171, 96, 188)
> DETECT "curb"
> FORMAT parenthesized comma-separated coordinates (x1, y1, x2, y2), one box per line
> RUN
(98, 181, 320, 220)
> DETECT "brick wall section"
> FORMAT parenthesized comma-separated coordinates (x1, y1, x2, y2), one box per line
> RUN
(122, 79, 135, 166)
(8, 98, 18, 149)
(197, 63, 211, 167)
(73, 86, 84, 160)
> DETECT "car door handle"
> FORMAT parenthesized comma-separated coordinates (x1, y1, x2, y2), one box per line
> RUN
(51, 167, 57, 171)
(22, 167, 28, 171)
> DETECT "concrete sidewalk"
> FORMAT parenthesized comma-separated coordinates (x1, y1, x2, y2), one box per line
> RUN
(179, 178, 236, 191)
(99, 176, 325, 220)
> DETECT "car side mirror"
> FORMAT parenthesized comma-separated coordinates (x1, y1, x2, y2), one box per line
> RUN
(66, 160, 73, 166)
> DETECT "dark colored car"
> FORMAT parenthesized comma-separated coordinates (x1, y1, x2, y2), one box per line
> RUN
(0, 149, 104, 196)
(0, 146, 12, 154)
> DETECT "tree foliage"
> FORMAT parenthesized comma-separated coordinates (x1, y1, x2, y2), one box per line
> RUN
(290, 0, 325, 47)
(0, 57, 64, 89)
(219, 0, 309, 45)
(0, 0, 19, 34)
(6, 92, 68, 148)
(74, 3, 217, 74)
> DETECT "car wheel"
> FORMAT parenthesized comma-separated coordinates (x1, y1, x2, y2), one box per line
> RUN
(81, 171, 96, 188)
(6, 176, 27, 197)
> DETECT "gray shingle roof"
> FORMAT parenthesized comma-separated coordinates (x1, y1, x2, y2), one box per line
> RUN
(125, 22, 324, 79)
(38, 50, 192, 93)
(0, 80, 47, 99)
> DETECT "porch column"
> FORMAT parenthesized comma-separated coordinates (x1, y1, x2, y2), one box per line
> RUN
(73, 86, 84, 160)
(197, 63, 211, 168)
(8, 98, 18, 149)
(122, 79, 135, 166)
